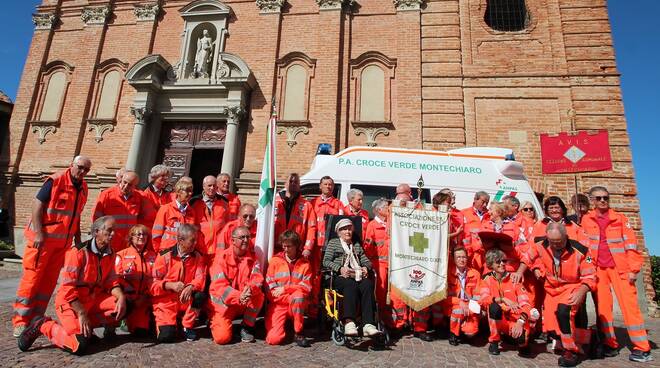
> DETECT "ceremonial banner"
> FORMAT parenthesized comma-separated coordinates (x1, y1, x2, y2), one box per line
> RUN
(255, 111, 277, 270)
(540, 130, 612, 174)
(389, 203, 449, 311)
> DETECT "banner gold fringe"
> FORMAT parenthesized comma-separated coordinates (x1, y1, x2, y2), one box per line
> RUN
(390, 285, 447, 312)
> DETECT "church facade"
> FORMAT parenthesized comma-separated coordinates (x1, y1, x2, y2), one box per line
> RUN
(3, 0, 655, 311)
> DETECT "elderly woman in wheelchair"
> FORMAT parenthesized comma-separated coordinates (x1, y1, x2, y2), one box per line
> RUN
(322, 218, 380, 337)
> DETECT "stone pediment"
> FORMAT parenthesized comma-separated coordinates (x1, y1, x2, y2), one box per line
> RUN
(180, 0, 232, 17)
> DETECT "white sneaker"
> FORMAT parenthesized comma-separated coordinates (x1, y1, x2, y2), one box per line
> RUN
(363, 324, 380, 337)
(13, 325, 25, 338)
(344, 321, 358, 336)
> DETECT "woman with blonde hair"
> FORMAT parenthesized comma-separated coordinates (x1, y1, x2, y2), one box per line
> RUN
(152, 177, 201, 252)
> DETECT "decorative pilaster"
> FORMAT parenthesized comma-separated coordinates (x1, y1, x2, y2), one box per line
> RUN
(81, 6, 111, 25)
(134, 3, 160, 22)
(87, 119, 115, 143)
(31, 123, 57, 145)
(32, 12, 57, 31)
(256, 0, 285, 14)
(316, 0, 353, 11)
(276, 121, 310, 148)
(393, 0, 423, 11)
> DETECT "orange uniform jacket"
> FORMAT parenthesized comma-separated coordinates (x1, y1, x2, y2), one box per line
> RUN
(151, 247, 207, 300)
(152, 201, 200, 253)
(191, 197, 229, 260)
(343, 204, 369, 241)
(218, 219, 257, 252)
(92, 186, 143, 253)
(363, 217, 389, 266)
(448, 208, 464, 250)
(209, 247, 264, 312)
(312, 196, 344, 247)
(446, 266, 482, 306)
(24, 168, 88, 249)
(217, 192, 241, 222)
(530, 218, 583, 244)
(478, 220, 526, 274)
(56, 240, 119, 306)
(115, 246, 156, 296)
(580, 209, 643, 275)
(461, 207, 490, 260)
(141, 185, 172, 229)
(274, 193, 316, 253)
(479, 272, 532, 320)
(265, 252, 313, 302)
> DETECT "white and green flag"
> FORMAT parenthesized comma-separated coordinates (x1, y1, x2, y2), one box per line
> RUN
(255, 111, 277, 269)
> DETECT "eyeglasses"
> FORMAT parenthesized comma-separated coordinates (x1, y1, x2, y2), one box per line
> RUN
(131, 233, 147, 238)
(522, 208, 534, 212)
(242, 214, 256, 219)
(495, 259, 507, 264)
(76, 165, 91, 172)
(592, 196, 609, 202)
(233, 235, 250, 240)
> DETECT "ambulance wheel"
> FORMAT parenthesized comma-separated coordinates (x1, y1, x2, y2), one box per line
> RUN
(332, 328, 346, 346)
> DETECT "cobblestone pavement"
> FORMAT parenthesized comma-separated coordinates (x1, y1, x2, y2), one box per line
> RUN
(0, 265, 657, 368)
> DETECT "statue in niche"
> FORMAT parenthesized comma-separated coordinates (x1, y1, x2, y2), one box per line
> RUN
(193, 29, 214, 78)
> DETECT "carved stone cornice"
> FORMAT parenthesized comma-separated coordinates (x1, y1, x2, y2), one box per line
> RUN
(32, 12, 57, 30)
(255, 0, 285, 14)
(316, 0, 353, 11)
(87, 119, 115, 143)
(225, 105, 246, 122)
(81, 6, 111, 25)
(351, 121, 393, 147)
(30, 122, 58, 145)
(130, 106, 151, 124)
(393, 0, 423, 11)
(134, 3, 160, 22)
(276, 120, 310, 148)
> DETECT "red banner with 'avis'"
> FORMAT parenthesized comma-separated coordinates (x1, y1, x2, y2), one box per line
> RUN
(540, 130, 612, 174)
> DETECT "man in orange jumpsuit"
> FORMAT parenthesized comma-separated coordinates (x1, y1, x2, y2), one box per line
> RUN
(503, 195, 533, 239)
(191, 175, 229, 264)
(92, 170, 143, 253)
(524, 222, 596, 367)
(479, 248, 537, 357)
(461, 191, 490, 269)
(141, 164, 173, 229)
(209, 226, 264, 344)
(311, 176, 341, 317)
(343, 188, 369, 240)
(274, 174, 316, 255)
(216, 173, 242, 221)
(431, 247, 481, 346)
(265, 230, 313, 347)
(152, 177, 200, 252)
(114, 224, 156, 335)
(18, 216, 127, 355)
(218, 204, 257, 252)
(13, 156, 91, 337)
(363, 198, 392, 328)
(151, 223, 207, 342)
(581, 186, 653, 363)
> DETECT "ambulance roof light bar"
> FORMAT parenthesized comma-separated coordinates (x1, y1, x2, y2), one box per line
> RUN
(317, 143, 332, 155)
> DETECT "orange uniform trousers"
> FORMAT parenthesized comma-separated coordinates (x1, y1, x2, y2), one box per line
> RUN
(125, 295, 151, 332)
(373, 261, 395, 328)
(595, 267, 650, 352)
(40, 294, 117, 354)
(14, 243, 67, 328)
(390, 292, 431, 332)
(431, 301, 479, 337)
(265, 290, 308, 345)
(543, 286, 591, 353)
(210, 290, 264, 345)
(153, 295, 201, 332)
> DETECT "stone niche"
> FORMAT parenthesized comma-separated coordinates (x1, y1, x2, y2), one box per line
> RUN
(174, 0, 231, 82)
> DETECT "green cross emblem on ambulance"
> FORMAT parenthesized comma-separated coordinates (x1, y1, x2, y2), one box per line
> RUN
(409, 232, 429, 254)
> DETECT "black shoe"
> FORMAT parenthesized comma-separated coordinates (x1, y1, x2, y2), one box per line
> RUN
(629, 349, 654, 363)
(558, 351, 579, 367)
(240, 326, 255, 343)
(448, 333, 460, 346)
(414, 331, 433, 342)
(602, 344, 619, 358)
(184, 328, 198, 341)
(103, 326, 116, 340)
(519, 345, 532, 358)
(294, 334, 311, 348)
(488, 342, 500, 355)
(18, 316, 49, 352)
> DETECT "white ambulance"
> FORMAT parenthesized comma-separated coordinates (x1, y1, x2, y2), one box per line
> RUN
(300, 145, 542, 216)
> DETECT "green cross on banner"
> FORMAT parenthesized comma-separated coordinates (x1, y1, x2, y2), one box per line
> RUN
(409, 232, 429, 254)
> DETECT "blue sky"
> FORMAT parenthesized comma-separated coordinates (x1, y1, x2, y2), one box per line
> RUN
(1, 1, 659, 254)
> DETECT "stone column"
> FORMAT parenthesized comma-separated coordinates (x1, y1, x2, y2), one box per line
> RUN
(126, 106, 151, 171)
(221, 105, 245, 178)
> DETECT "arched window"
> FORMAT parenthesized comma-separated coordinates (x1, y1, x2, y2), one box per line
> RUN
(484, 0, 530, 32)
(33, 61, 74, 123)
(276, 52, 316, 122)
(360, 65, 385, 121)
(282, 64, 307, 120)
(96, 70, 122, 119)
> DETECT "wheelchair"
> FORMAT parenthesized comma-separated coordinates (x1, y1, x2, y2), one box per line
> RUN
(319, 215, 390, 348)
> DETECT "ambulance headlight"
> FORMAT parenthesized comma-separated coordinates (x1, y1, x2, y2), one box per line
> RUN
(316, 143, 332, 155)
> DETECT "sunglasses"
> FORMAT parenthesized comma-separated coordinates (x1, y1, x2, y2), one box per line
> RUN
(521, 208, 534, 212)
(233, 235, 250, 240)
(242, 214, 256, 219)
(131, 233, 147, 238)
(495, 259, 507, 264)
(592, 196, 609, 202)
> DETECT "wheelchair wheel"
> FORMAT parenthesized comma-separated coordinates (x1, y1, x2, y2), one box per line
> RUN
(331, 327, 346, 346)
